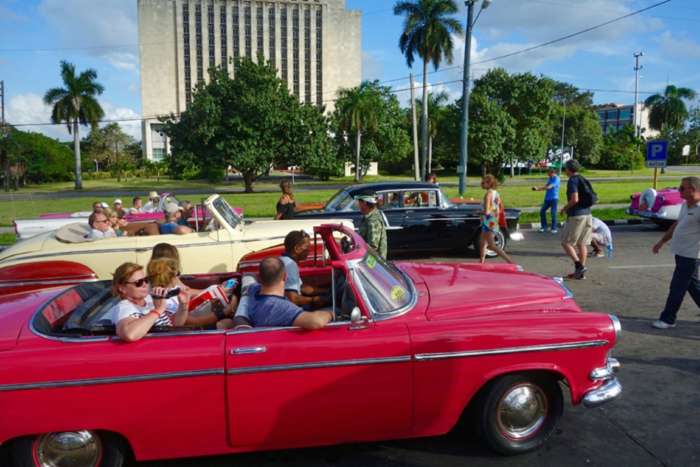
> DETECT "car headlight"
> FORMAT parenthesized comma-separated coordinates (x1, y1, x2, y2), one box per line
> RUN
(609, 314, 622, 341)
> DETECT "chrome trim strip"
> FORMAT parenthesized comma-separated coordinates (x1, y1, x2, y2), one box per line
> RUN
(552, 276, 574, 299)
(232, 346, 267, 355)
(414, 340, 609, 362)
(0, 277, 98, 288)
(228, 355, 411, 375)
(0, 369, 225, 392)
(609, 314, 622, 341)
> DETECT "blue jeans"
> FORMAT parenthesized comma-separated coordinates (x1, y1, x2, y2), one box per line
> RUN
(540, 199, 558, 230)
(659, 255, 700, 324)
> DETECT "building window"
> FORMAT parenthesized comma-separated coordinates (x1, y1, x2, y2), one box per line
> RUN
(281, 5, 288, 82)
(208, 3, 215, 71)
(269, 5, 276, 70)
(220, 5, 227, 67)
(183, 3, 192, 104)
(244, 2, 252, 58)
(304, 7, 311, 103)
(316, 7, 322, 106)
(292, 5, 299, 97)
(152, 148, 166, 161)
(195, 3, 203, 83)
(256, 4, 264, 61)
(233, 3, 240, 66)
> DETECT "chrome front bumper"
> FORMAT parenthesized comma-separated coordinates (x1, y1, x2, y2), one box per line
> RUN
(583, 357, 622, 408)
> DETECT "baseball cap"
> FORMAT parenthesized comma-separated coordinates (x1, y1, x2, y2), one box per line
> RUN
(164, 203, 182, 215)
(100, 202, 109, 208)
(148, 191, 159, 199)
(113, 199, 122, 205)
(355, 194, 377, 204)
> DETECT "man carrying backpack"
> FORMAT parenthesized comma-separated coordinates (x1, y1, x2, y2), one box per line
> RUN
(560, 159, 596, 279)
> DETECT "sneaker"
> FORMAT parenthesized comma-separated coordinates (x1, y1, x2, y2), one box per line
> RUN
(592, 250, 604, 258)
(573, 266, 587, 279)
(551, 229, 558, 234)
(651, 319, 676, 329)
(538, 228, 547, 233)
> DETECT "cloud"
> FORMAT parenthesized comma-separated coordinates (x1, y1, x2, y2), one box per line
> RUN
(6, 93, 142, 142)
(657, 31, 700, 60)
(38, 0, 139, 71)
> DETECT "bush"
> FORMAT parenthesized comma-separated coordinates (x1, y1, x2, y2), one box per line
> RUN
(597, 143, 644, 170)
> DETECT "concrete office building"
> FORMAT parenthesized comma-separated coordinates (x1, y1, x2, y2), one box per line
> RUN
(138, 0, 361, 160)
(594, 103, 658, 138)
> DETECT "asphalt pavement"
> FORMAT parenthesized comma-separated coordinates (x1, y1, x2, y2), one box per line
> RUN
(141, 224, 698, 467)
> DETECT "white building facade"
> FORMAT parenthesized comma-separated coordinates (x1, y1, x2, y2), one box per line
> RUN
(138, 0, 362, 160)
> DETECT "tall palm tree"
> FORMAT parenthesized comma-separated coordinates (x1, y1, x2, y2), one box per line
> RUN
(44, 61, 105, 189)
(394, 0, 463, 179)
(415, 91, 449, 173)
(644, 85, 697, 133)
(337, 83, 380, 182)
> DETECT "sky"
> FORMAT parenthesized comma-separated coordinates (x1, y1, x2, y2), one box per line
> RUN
(1, 0, 699, 142)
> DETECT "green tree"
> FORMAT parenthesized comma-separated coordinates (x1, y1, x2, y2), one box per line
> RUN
(597, 125, 644, 170)
(83, 123, 137, 181)
(467, 92, 516, 175)
(1, 127, 74, 186)
(162, 57, 331, 192)
(473, 68, 556, 175)
(551, 104, 603, 166)
(644, 85, 697, 133)
(334, 82, 381, 181)
(43, 60, 105, 190)
(332, 81, 411, 179)
(415, 91, 449, 173)
(394, 0, 463, 179)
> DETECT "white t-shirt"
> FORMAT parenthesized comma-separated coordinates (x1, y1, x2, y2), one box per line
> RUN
(591, 217, 612, 247)
(89, 228, 117, 239)
(671, 203, 700, 259)
(280, 256, 302, 294)
(111, 295, 179, 327)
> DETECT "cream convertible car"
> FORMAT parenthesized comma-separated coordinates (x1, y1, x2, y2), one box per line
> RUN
(0, 195, 349, 295)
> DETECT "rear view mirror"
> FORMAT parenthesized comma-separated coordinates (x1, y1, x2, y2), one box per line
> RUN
(350, 307, 362, 323)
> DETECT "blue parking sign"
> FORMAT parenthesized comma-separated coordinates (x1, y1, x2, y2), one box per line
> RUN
(646, 140, 668, 168)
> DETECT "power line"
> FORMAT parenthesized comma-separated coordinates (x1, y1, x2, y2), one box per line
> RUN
(473, 0, 672, 65)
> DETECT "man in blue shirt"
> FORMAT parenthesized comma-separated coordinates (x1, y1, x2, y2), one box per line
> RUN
(532, 168, 560, 233)
(247, 257, 333, 330)
(280, 230, 330, 309)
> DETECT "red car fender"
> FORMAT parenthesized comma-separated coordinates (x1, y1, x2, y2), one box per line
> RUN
(0, 261, 98, 296)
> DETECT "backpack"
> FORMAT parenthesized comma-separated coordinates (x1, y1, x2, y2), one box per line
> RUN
(577, 176, 598, 208)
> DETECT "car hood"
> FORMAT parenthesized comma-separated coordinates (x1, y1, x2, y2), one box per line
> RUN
(401, 262, 572, 320)
(242, 218, 353, 240)
(0, 287, 62, 351)
(0, 231, 48, 264)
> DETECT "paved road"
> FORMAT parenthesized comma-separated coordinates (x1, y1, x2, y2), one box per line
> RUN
(140, 224, 698, 467)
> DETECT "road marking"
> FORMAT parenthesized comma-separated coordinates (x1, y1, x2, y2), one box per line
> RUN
(609, 264, 674, 269)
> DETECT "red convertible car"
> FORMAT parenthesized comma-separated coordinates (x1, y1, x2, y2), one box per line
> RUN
(0, 224, 621, 466)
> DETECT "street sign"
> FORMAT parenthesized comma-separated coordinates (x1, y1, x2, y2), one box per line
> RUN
(646, 140, 668, 168)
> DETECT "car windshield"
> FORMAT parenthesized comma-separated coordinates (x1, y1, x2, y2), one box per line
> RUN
(325, 189, 357, 212)
(354, 252, 413, 315)
(212, 197, 242, 229)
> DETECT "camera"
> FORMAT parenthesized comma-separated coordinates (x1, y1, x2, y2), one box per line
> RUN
(152, 287, 180, 299)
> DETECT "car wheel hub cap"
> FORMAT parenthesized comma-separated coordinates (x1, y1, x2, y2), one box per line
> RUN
(496, 383, 547, 440)
(34, 431, 101, 467)
(486, 232, 505, 257)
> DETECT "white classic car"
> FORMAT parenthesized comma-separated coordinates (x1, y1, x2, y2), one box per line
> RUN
(0, 195, 350, 294)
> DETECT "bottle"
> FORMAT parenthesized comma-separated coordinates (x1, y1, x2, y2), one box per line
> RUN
(606, 244, 614, 260)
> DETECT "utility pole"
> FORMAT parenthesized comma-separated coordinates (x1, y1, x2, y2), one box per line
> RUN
(409, 73, 420, 181)
(633, 51, 643, 138)
(458, 1, 476, 197)
(458, 0, 492, 197)
(1, 80, 8, 192)
(559, 101, 566, 175)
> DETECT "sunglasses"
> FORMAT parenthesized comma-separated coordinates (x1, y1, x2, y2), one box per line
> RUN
(126, 277, 149, 287)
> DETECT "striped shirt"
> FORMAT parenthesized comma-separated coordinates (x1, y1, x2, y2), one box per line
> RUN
(111, 295, 179, 327)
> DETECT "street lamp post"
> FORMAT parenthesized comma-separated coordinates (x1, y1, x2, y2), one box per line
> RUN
(458, 0, 491, 197)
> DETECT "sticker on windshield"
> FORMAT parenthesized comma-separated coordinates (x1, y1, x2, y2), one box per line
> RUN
(366, 255, 377, 269)
(390, 285, 407, 302)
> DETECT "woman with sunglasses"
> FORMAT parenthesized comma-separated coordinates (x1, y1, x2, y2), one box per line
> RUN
(111, 261, 189, 342)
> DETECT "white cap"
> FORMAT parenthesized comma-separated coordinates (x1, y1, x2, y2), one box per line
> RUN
(113, 199, 122, 205)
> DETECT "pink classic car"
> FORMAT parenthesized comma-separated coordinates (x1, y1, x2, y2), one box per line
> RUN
(627, 187, 683, 228)
(0, 224, 621, 466)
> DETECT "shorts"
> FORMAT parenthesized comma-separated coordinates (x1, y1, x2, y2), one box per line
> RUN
(591, 232, 607, 245)
(480, 214, 500, 233)
(561, 214, 592, 245)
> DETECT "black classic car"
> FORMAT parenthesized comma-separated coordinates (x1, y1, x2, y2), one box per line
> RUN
(294, 182, 522, 257)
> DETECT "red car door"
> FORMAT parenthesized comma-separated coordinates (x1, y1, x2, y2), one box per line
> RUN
(224, 319, 412, 451)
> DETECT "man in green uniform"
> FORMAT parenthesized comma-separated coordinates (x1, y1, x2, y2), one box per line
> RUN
(356, 195, 388, 258)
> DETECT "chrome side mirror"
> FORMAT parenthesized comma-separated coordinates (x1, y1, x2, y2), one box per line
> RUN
(350, 307, 362, 323)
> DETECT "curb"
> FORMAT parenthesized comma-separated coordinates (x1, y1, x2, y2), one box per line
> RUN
(522, 218, 652, 231)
